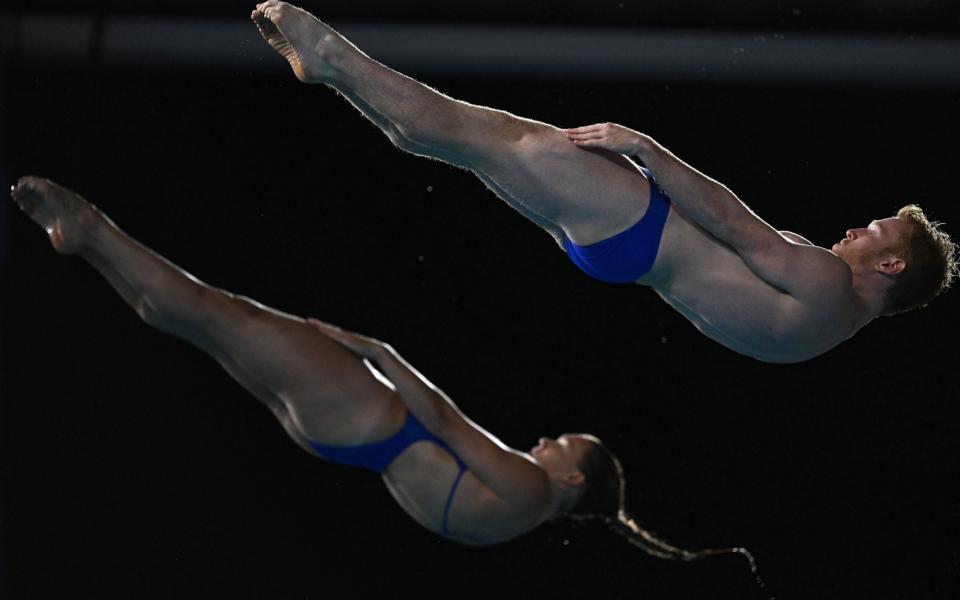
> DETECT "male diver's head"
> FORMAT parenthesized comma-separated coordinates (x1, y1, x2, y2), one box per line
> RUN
(832, 205, 956, 315)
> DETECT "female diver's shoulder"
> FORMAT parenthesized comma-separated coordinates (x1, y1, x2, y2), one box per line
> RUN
(779, 230, 814, 245)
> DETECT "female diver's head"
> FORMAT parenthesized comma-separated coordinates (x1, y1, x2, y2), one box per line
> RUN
(529, 432, 622, 520)
(530, 433, 596, 492)
(540, 434, 755, 567)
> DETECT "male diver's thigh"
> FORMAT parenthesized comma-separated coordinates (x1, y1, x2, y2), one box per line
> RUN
(470, 128, 651, 245)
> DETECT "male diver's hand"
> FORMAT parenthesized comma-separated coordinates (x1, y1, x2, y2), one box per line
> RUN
(565, 122, 652, 155)
(307, 318, 394, 360)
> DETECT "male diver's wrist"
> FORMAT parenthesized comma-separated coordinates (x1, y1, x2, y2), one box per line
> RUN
(631, 135, 654, 158)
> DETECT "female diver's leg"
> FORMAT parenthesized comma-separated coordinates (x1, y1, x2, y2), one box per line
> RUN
(11, 177, 404, 450)
(253, 2, 651, 246)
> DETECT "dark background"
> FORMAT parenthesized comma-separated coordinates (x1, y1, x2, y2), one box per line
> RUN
(2, 2, 959, 599)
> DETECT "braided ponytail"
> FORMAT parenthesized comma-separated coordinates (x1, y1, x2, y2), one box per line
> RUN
(567, 438, 755, 568)
(608, 510, 754, 566)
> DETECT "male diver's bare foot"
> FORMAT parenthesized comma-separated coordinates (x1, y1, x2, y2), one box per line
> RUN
(10, 176, 102, 255)
(251, 1, 352, 84)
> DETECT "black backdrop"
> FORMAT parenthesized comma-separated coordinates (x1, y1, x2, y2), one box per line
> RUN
(3, 5, 960, 600)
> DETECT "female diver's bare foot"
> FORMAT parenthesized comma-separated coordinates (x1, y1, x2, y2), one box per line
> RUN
(251, 1, 352, 84)
(10, 176, 102, 255)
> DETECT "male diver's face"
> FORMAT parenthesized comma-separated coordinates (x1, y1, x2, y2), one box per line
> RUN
(832, 216, 912, 268)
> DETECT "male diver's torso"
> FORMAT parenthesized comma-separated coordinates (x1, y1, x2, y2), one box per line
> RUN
(641, 207, 857, 363)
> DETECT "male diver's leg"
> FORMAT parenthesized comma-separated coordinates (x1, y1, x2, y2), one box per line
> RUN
(253, 2, 651, 246)
(334, 86, 566, 244)
(11, 177, 403, 448)
(333, 84, 566, 244)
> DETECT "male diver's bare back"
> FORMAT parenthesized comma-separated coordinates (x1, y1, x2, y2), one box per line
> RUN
(639, 206, 861, 363)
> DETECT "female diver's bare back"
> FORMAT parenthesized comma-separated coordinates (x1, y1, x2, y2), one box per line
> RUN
(9, 175, 548, 545)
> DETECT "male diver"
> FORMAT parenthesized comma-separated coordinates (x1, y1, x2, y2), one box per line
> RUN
(251, 1, 956, 363)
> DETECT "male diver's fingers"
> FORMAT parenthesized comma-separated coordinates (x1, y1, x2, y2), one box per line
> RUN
(565, 124, 602, 132)
(566, 125, 604, 134)
(566, 131, 604, 140)
(567, 134, 605, 144)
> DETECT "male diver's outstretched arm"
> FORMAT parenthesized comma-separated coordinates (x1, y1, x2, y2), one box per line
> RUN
(566, 123, 848, 301)
(309, 320, 549, 507)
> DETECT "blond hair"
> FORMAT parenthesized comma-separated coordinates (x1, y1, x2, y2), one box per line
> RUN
(883, 205, 958, 315)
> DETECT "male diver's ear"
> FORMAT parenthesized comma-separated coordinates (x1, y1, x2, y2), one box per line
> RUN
(877, 256, 906, 276)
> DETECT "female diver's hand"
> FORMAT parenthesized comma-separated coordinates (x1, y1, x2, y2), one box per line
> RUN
(565, 122, 651, 155)
(307, 318, 393, 360)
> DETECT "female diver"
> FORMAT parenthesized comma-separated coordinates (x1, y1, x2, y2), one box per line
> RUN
(11, 175, 746, 560)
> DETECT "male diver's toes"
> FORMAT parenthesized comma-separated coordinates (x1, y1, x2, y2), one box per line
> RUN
(252, 10, 279, 36)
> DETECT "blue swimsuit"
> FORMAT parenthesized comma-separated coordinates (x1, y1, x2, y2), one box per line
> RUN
(563, 167, 671, 283)
(307, 411, 467, 536)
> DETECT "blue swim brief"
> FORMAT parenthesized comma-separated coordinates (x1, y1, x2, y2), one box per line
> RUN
(307, 410, 464, 474)
(562, 167, 670, 284)
(307, 411, 467, 535)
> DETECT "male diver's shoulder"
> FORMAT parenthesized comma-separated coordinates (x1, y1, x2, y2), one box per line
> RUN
(785, 238, 852, 281)
(794, 244, 854, 299)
